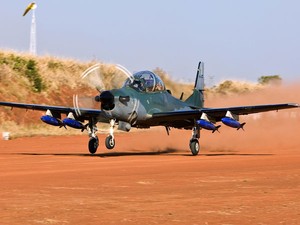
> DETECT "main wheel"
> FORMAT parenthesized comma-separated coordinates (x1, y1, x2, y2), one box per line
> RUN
(88, 136, 99, 154)
(105, 135, 115, 150)
(189, 139, 200, 156)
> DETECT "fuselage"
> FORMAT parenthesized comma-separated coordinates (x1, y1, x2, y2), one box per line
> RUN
(98, 70, 195, 127)
(107, 87, 193, 126)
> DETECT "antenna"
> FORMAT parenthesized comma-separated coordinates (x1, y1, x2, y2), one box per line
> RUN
(30, 8, 37, 55)
(23, 2, 37, 55)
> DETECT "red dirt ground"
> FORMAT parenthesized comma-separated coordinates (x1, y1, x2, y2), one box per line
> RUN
(0, 124, 300, 225)
(0, 83, 300, 224)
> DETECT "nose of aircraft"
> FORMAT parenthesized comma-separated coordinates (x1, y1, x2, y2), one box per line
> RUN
(95, 91, 115, 110)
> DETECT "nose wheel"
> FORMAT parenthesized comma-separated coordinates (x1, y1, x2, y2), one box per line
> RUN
(86, 119, 117, 153)
(105, 135, 115, 149)
(105, 119, 116, 150)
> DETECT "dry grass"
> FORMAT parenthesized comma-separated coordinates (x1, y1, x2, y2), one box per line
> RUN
(0, 50, 194, 137)
(207, 80, 262, 96)
(0, 121, 113, 139)
(0, 50, 277, 138)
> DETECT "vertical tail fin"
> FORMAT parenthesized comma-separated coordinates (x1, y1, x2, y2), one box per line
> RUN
(194, 61, 205, 91)
(185, 62, 205, 108)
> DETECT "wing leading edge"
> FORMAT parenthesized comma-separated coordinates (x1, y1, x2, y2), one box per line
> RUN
(0, 101, 107, 121)
(151, 103, 299, 126)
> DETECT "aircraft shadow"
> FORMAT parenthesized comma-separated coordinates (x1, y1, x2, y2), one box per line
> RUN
(11, 149, 273, 158)
(12, 148, 178, 158)
(201, 153, 274, 157)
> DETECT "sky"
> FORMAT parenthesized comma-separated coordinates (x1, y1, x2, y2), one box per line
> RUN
(0, 0, 300, 85)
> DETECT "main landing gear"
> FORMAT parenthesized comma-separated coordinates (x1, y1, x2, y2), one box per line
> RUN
(189, 125, 200, 156)
(87, 119, 116, 154)
(88, 136, 99, 154)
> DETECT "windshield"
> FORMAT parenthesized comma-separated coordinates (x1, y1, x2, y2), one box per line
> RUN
(123, 71, 165, 92)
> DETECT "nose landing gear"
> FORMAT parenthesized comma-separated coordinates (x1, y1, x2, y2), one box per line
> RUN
(105, 119, 116, 150)
(86, 119, 117, 154)
(105, 135, 115, 149)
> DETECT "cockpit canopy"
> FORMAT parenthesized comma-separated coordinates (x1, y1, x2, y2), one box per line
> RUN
(123, 71, 165, 92)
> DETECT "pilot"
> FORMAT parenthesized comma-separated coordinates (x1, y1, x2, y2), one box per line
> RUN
(132, 79, 145, 92)
(145, 79, 155, 92)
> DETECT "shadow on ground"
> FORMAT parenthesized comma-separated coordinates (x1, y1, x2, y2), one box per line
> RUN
(7, 148, 273, 158)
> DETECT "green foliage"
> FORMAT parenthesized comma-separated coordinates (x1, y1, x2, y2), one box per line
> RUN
(0, 57, 8, 65)
(47, 60, 63, 70)
(12, 56, 27, 72)
(214, 80, 234, 94)
(25, 59, 45, 92)
(210, 80, 258, 95)
(218, 80, 233, 90)
(0, 54, 45, 92)
(258, 75, 282, 85)
(0, 53, 9, 65)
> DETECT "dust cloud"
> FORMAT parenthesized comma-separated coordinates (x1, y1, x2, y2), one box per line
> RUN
(131, 83, 300, 154)
(202, 83, 300, 153)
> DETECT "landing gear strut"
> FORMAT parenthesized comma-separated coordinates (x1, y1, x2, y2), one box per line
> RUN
(189, 125, 200, 156)
(105, 119, 116, 150)
(87, 119, 99, 154)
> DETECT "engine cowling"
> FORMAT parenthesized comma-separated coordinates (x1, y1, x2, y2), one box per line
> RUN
(98, 91, 115, 111)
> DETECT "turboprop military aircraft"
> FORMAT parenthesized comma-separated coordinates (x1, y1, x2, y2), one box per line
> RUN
(0, 62, 298, 155)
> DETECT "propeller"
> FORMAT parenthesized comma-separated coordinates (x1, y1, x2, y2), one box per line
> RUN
(73, 63, 135, 117)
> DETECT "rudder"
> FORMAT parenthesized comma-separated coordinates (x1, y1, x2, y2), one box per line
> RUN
(185, 62, 205, 108)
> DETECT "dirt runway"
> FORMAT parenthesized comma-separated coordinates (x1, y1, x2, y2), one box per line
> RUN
(0, 124, 299, 225)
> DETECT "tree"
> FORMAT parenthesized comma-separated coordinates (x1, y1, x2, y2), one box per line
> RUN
(258, 75, 282, 85)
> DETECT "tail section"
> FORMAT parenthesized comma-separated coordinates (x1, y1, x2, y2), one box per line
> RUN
(212, 125, 221, 133)
(237, 122, 246, 131)
(185, 61, 205, 108)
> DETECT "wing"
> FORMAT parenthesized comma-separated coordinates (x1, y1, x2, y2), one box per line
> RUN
(150, 103, 299, 128)
(0, 101, 109, 122)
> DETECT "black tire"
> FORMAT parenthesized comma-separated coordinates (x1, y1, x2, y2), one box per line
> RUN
(105, 135, 115, 150)
(189, 139, 200, 156)
(88, 136, 99, 154)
